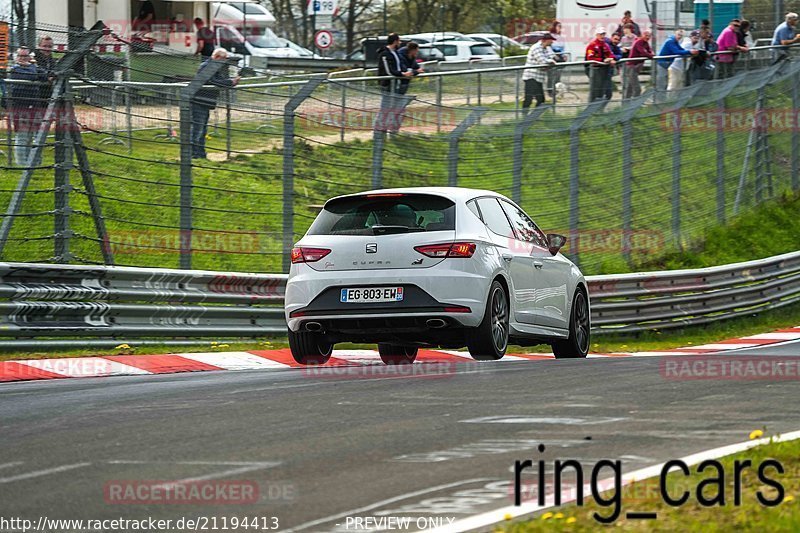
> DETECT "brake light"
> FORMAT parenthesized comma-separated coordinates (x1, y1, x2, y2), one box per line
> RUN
(291, 247, 331, 263)
(444, 305, 471, 313)
(414, 242, 477, 258)
(365, 193, 405, 198)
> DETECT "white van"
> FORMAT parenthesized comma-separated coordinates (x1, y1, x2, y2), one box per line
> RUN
(212, 2, 276, 35)
(216, 25, 300, 59)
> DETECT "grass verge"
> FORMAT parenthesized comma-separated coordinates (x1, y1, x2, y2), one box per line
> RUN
(501, 436, 799, 532)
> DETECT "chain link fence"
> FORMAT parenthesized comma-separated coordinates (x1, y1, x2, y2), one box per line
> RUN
(1, 21, 799, 276)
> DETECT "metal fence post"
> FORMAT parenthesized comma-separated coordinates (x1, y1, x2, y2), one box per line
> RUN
(54, 83, 74, 263)
(514, 70, 521, 119)
(672, 108, 682, 247)
(567, 100, 607, 265)
(372, 92, 414, 189)
(477, 72, 482, 106)
(436, 76, 443, 133)
(125, 84, 133, 154)
(793, 71, 799, 192)
(225, 88, 232, 159)
(621, 118, 633, 264)
(372, 130, 386, 189)
(340, 83, 347, 142)
(512, 105, 550, 204)
(178, 58, 231, 269)
(282, 78, 323, 273)
(716, 98, 726, 223)
(448, 108, 486, 187)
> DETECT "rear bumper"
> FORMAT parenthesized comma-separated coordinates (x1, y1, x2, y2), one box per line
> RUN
(285, 265, 490, 332)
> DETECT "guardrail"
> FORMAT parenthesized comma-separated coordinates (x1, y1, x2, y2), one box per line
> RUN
(1, 250, 798, 348)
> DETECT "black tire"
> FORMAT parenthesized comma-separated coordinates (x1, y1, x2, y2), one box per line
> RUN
(467, 280, 509, 361)
(288, 328, 333, 365)
(551, 289, 590, 359)
(378, 344, 418, 365)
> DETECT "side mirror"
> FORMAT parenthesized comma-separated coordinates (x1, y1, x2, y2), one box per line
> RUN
(546, 233, 567, 256)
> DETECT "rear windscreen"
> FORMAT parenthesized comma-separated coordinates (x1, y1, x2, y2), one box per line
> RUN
(307, 194, 456, 236)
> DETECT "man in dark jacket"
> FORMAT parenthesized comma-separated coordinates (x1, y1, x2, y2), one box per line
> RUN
(190, 49, 240, 159)
(9, 47, 47, 166)
(397, 41, 423, 95)
(377, 33, 413, 94)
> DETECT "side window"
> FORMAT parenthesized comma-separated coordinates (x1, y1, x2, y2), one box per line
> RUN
(500, 200, 547, 247)
(466, 199, 482, 221)
(476, 198, 514, 239)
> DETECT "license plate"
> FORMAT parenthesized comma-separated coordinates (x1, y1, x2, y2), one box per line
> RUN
(340, 287, 404, 304)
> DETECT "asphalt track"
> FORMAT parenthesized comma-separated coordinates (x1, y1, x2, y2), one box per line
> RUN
(1, 340, 799, 532)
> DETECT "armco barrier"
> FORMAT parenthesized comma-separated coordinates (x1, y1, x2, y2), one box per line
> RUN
(0, 250, 798, 348)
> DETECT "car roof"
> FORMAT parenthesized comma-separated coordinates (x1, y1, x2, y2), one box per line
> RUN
(326, 187, 511, 205)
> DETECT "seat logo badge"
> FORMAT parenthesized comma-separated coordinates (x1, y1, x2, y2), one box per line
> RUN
(366, 243, 378, 254)
(412, 258, 423, 265)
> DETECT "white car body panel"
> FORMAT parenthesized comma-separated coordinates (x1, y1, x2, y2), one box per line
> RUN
(285, 187, 587, 348)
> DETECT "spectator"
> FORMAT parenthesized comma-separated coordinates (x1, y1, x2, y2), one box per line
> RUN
(194, 17, 215, 59)
(397, 41, 423, 95)
(624, 29, 653, 99)
(548, 21, 568, 97)
(657, 30, 697, 92)
(716, 20, 747, 79)
(694, 27, 719, 81)
(772, 13, 800, 64)
(700, 19, 713, 39)
(738, 20, 755, 49)
(190, 49, 240, 159)
(377, 33, 413, 94)
(585, 27, 616, 102)
(36, 36, 57, 73)
(615, 10, 641, 37)
(604, 33, 624, 99)
(521, 32, 557, 110)
(684, 30, 707, 85)
(8, 47, 47, 166)
(133, 0, 156, 32)
(619, 23, 637, 55)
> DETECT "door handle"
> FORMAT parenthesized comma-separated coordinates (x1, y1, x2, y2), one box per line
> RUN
(502, 253, 513, 262)
(533, 261, 543, 269)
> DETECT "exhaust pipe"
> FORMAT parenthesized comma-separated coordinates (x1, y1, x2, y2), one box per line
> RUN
(305, 321, 323, 332)
(426, 318, 447, 329)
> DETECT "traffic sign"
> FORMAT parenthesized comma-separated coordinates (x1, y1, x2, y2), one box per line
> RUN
(314, 30, 334, 50)
(307, 0, 338, 16)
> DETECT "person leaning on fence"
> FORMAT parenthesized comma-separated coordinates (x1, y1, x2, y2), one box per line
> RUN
(716, 20, 747, 79)
(772, 13, 800, 64)
(657, 30, 698, 92)
(521, 32, 557, 110)
(8, 47, 48, 167)
(604, 33, 624, 99)
(397, 41, 423, 95)
(585, 27, 616, 102)
(189, 48, 240, 160)
(378, 33, 413, 94)
(623, 30, 653, 99)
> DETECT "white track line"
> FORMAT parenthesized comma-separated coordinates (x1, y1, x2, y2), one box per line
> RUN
(427, 429, 800, 532)
(178, 352, 290, 370)
(0, 463, 92, 484)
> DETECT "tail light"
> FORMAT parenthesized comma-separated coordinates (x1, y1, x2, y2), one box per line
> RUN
(291, 247, 331, 264)
(414, 242, 477, 258)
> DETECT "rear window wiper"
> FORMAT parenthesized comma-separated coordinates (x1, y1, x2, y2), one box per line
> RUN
(370, 225, 425, 235)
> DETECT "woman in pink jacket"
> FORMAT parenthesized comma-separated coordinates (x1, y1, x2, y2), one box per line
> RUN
(716, 20, 748, 78)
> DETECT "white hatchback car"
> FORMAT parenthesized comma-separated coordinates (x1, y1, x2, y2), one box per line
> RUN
(285, 188, 590, 364)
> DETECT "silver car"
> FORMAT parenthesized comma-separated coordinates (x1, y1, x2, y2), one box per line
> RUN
(284, 188, 590, 364)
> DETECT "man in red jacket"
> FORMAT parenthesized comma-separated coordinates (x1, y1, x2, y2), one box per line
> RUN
(624, 29, 654, 99)
(585, 27, 617, 102)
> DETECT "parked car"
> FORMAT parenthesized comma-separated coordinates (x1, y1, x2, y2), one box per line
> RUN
(216, 25, 300, 61)
(513, 31, 552, 46)
(402, 32, 474, 45)
(466, 33, 529, 51)
(421, 40, 499, 62)
(285, 187, 590, 364)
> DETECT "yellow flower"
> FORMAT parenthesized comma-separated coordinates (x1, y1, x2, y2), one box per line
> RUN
(554, 512, 564, 519)
(785, 495, 795, 503)
(114, 344, 130, 350)
(541, 512, 553, 520)
(566, 517, 576, 524)
(503, 513, 513, 521)
(749, 429, 764, 440)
